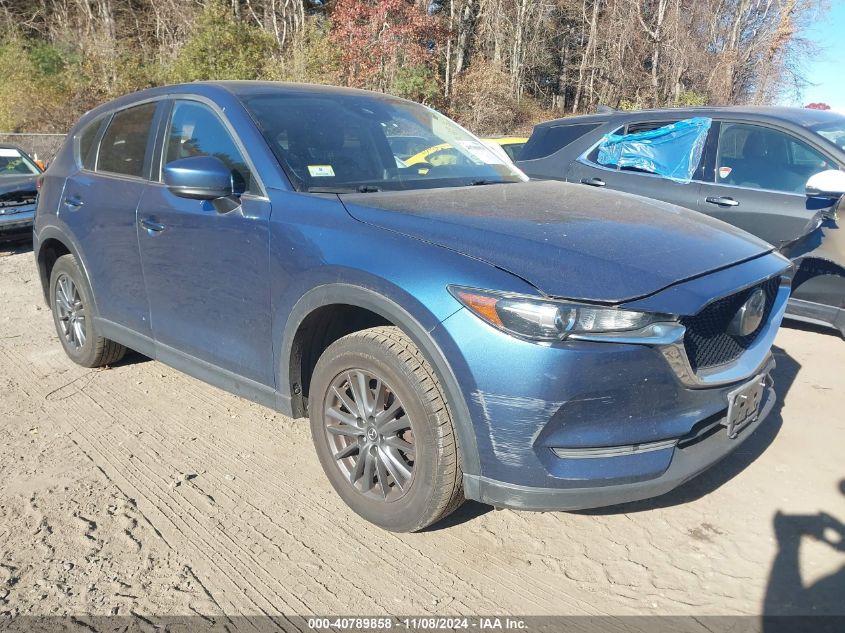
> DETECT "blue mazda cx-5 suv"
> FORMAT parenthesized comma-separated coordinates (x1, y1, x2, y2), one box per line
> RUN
(34, 82, 792, 531)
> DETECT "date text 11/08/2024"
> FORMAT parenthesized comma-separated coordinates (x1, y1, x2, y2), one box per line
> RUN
(307, 617, 528, 630)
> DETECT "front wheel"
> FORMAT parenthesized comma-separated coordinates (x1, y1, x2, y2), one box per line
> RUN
(309, 326, 464, 532)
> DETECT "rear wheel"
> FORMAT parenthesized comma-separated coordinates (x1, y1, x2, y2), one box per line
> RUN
(309, 326, 463, 532)
(49, 254, 126, 367)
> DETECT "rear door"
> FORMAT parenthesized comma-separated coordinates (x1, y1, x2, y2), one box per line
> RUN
(566, 119, 704, 211)
(61, 101, 162, 340)
(696, 121, 838, 246)
(136, 98, 274, 386)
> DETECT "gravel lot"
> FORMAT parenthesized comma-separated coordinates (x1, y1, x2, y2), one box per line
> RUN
(1, 242, 843, 622)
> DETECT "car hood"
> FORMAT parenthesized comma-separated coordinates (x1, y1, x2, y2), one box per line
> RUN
(0, 175, 37, 196)
(339, 181, 773, 303)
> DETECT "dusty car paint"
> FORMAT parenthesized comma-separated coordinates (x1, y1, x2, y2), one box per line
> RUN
(340, 180, 773, 303)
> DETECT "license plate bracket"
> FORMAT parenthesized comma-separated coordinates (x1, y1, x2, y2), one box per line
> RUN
(725, 373, 769, 439)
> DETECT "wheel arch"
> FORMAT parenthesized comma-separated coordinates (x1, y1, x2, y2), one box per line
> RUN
(35, 228, 98, 316)
(279, 283, 480, 476)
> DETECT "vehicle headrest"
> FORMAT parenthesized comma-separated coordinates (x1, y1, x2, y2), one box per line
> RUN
(743, 130, 768, 159)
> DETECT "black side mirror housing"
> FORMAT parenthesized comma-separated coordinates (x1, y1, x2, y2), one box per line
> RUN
(163, 156, 234, 201)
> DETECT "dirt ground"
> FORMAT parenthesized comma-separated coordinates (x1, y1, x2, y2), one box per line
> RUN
(1, 241, 843, 622)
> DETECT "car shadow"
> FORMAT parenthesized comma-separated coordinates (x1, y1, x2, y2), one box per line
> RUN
(423, 500, 493, 532)
(575, 344, 801, 515)
(782, 317, 843, 339)
(763, 479, 845, 623)
(108, 349, 153, 367)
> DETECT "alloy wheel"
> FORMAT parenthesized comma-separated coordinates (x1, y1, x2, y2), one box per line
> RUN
(324, 369, 416, 502)
(55, 273, 87, 351)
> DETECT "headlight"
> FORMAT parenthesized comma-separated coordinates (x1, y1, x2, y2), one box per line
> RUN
(448, 286, 676, 342)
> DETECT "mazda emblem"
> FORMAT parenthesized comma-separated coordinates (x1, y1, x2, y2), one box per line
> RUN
(728, 288, 766, 337)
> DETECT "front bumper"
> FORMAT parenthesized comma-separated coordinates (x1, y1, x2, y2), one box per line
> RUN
(464, 379, 775, 511)
(0, 205, 35, 234)
(435, 255, 790, 510)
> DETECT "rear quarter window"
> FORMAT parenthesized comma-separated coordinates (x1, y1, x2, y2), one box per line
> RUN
(77, 116, 105, 170)
(96, 102, 157, 178)
(521, 123, 601, 161)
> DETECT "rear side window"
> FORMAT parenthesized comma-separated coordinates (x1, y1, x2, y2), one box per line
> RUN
(97, 103, 157, 178)
(585, 126, 623, 163)
(164, 100, 256, 194)
(585, 118, 709, 184)
(78, 116, 104, 170)
(520, 123, 601, 161)
(625, 120, 678, 134)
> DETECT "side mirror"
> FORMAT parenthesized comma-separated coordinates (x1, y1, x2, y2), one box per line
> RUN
(805, 169, 845, 199)
(163, 156, 233, 200)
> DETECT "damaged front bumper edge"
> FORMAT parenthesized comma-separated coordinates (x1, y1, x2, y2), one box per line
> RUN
(782, 221, 845, 336)
(463, 378, 776, 512)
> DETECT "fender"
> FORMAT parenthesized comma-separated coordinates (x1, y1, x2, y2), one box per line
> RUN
(34, 223, 100, 318)
(278, 283, 481, 477)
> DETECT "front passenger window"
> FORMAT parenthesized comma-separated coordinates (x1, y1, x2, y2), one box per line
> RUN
(716, 123, 833, 194)
(164, 101, 255, 195)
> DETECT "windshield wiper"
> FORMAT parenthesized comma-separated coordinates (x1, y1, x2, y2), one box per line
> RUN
(468, 179, 504, 186)
(306, 185, 381, 194)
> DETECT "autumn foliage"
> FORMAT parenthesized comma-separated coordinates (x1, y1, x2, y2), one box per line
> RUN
(330, 0, 444, 95)
(0, 0, 829, 136)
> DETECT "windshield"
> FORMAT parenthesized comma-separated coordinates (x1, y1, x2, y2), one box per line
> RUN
(0, 148, 40, 176)
(810, 118, 845, 151)
(239, 91, 527, 192)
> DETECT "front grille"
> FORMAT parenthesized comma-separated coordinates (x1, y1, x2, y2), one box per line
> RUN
(0, 190, 37, 209)
(680, 276, 780, 372)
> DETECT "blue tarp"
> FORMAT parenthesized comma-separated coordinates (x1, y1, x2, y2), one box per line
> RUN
(596, 117, 712, 183)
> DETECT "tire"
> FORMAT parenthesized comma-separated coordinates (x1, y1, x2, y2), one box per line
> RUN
(49, 254, 126, 368)
(309, 326, 464, 532)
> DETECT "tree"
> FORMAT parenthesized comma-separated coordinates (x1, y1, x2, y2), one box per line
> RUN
(330, 0, 444, 95)
(0, 0, 830, 136)
(170, 2, 279, 82)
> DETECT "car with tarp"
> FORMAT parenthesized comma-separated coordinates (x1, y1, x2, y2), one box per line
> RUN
(518, 107, 845, 337)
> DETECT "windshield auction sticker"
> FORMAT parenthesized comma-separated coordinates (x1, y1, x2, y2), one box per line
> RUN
(308, 165, 336, 177)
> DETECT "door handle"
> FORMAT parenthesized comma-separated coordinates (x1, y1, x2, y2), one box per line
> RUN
(63, 195, 84, 210)
(705, 196, 740, 207)
(140, 218, 165, 233)
(580, 177, 606, 187)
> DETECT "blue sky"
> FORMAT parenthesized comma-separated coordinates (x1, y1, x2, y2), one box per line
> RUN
(782, 2, 845, 110)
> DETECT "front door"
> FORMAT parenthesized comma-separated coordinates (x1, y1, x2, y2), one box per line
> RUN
(137, 99, 274, 386)
(696, 121, 837, 246)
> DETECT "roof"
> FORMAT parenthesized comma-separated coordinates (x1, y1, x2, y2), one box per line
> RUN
(78, 80, 421, 130)
(534, 105, 845, 130)
(207, 80, 402, 100)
